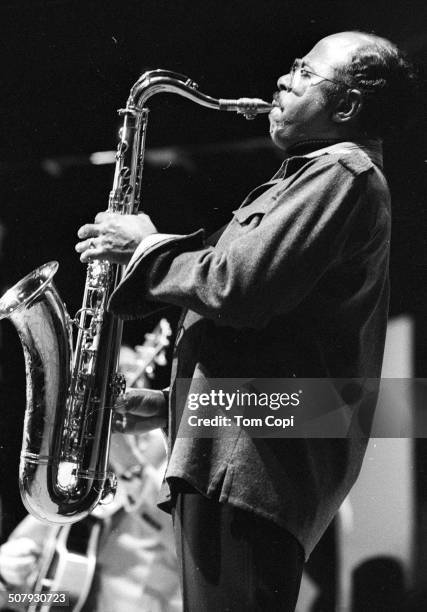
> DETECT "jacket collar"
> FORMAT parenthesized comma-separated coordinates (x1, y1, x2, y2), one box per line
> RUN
(302, 139, 383, 169)
(273, 138, 383, 180)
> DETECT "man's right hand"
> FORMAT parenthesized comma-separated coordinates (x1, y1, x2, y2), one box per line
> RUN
(113, 388, 167, 434)
(0, 538, 40, 586)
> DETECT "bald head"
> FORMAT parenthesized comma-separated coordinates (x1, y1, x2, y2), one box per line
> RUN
(318, 31, 390, 56)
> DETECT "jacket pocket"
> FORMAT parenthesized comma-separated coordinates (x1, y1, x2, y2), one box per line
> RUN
(232, 199, 270, 224)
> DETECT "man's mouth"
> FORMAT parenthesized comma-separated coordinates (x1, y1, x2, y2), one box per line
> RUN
(272, 92, 282, 108)
(271, 92, 287, 116)
(270, 93, 286, 124)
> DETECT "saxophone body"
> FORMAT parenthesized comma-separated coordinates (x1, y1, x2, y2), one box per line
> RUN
(0, 70, 272, 524)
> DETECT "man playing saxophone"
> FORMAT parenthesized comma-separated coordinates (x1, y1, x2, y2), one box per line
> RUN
(76, 31, 416, 611)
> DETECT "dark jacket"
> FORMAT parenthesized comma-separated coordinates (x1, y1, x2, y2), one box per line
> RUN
(109, 140, 391, 558)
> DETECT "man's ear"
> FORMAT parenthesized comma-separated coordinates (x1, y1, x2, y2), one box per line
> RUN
(332, 89, 363, 124)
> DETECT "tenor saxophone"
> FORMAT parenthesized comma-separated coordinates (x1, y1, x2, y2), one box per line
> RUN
(0, 70, 272, 524)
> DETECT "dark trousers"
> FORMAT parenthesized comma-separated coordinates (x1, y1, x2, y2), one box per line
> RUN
(172, 493, 304, 612)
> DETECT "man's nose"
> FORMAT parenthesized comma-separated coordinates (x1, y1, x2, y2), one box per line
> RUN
(277, 73, 291, 91)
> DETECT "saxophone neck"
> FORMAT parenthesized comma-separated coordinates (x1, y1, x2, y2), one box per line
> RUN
(127, 69, 272, 119)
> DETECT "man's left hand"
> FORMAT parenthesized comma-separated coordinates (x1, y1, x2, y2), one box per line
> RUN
(76, 211, 157, 265)
(113, 388, 167, 434)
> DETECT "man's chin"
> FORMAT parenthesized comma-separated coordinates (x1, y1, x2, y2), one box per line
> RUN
(269, 127, 294, 152)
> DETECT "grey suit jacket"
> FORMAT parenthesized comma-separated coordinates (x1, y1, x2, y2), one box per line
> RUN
(109, 140, 390, 558)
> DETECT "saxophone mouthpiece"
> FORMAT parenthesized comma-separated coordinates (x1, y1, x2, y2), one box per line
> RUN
(219, 97, 274, 120)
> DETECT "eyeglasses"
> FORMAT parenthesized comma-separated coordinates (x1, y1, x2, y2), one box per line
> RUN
(287, 59, 351, 94)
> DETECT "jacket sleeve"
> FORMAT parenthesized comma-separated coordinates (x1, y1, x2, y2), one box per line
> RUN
(109, 158, 376, 329)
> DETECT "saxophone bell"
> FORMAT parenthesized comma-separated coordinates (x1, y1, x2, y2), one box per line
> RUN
(0, 262, 113, 523)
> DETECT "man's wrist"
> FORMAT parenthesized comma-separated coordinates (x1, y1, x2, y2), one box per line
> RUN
(127, 233, 184, 271)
